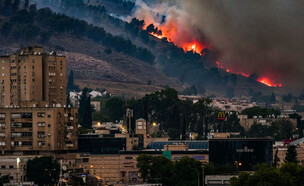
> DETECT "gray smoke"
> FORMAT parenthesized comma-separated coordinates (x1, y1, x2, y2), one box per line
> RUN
(134, 0, 304, 87)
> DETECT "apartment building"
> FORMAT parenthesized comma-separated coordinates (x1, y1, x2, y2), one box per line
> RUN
(0, 46, 66, 107)
(0, 107, 78, 154)
(0, 47, 78, 154)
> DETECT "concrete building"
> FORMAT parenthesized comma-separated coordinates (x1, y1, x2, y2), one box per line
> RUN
(0, 46, 66, 108)
(210, 97, 256, 112)
(0, 107, 78, 154)
(0, 47, 78, 154)
(238, 115, 297, 131)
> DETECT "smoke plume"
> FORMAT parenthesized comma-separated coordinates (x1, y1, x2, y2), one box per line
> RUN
(133, 0, 304, 87)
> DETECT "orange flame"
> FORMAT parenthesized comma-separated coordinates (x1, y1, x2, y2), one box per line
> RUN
(150, 33, 164, 39)
(183, 41, 204, 54)
(257, 78, 282, 87)
(144, 22, 282, 87)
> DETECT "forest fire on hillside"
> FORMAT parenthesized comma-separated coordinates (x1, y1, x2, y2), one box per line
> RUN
(149, 29, 282, 87)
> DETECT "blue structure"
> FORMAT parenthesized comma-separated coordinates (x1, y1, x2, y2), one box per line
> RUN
(147, 141, 209, 150)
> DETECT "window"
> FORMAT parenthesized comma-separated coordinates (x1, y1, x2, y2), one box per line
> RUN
(11, 133, 21, 137)
(9, 165, 13, 169)
(1, 165, 5, 169)
(37, 112, 45, 117)
(11, 113, 21, 119)
(21, 123, 32, 128)
(0, 123, 5, 128)
(48, 114, 51, 118)
(22, 132, 32, 137)
(82, 158, 89, 162)
(125, 157, 133, 160)
(22, 141, 32, 146)
(37, 122, 45, 127)
(0, 142, 5, 146)
(37, 132, 45, 138)
(38, 141, 45, 146)
(11, 123, 22, 128)
(20, 113, 32, 119)
(0, 114, 5, 120)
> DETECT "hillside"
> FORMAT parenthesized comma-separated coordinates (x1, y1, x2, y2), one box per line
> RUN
(28, 0, 277, 95)
(0, 0, 290, 98)
(0, 0, 184, 97)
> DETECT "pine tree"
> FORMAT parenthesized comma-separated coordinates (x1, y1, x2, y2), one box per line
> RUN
(284, 145, 298, 163)
(270, 92, 276, 103)
(273, 149, 280, 168)
(83, 96, 92, 128)
(67, 70, 74, 92)
(66, 94, 71, 107)
(78, 87, 88, 126)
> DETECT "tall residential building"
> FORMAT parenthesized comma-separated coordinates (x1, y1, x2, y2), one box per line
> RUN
(0, 46, 66, 108)
(0, 47, 78, 154)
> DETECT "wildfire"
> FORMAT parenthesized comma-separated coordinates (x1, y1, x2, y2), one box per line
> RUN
(257, 78, 282, 87)
(183, 41, 204, 54)
(145, 23, 282, 87)
(150, 33, 164, 39)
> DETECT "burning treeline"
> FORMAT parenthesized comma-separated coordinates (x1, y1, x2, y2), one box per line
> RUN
(130, 0, 304, 88)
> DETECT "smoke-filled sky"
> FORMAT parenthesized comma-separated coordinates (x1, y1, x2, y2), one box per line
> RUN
(133, 0, 304, 87)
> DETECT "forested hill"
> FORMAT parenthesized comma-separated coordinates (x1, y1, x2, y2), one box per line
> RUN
(0, 0, 182, 97)
(28, 0, 272, 97)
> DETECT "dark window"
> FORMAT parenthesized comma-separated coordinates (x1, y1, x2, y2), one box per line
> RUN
(82, 158, 89, 162)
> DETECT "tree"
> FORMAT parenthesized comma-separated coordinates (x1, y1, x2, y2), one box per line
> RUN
(223, 112, 245, 135)
(78, 87, 88, 125)
(0, 174, 10, 186)
(66, 93, 71, 107)
(270, 92, 276, 103)
(284, 145, 298, 164)
(105, 97, 125, 121)
(231, 163, 304, 186)
(67, 70, 74, 92)
(27, 156, 60, 186)
(24, 0, 29, 9)
(173, 156, 202, 186)
(83, 95, 92, 128)
(136, 154, 174, 185)
(247, 123, 272, 138)
(283, 93, 294, 103)
(137, 155, 203, 186)
(271, 120, 293, 140)
(273, 149, 280, 168)
(241, 106, 280, 118)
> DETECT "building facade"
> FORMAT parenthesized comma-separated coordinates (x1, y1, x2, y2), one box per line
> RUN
(0, 46, 66, 108)
(0, 107, 78, 154)
(0, 47, 78, 154)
